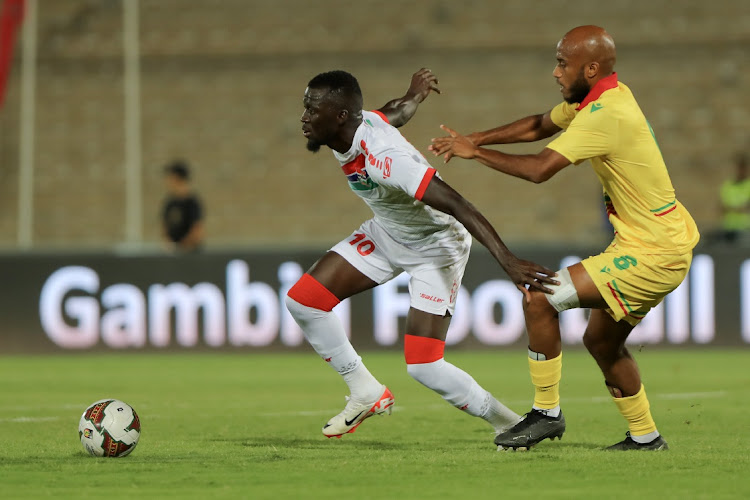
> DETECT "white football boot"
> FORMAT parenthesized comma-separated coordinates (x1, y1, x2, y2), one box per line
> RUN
(322, 386, 394, 438)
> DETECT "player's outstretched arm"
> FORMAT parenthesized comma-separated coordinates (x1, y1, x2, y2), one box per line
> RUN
(431, 125, 571, 183)
(420, 175, 558, 301)
(429, 111, 561, 163)
(377, 68, 440, 128)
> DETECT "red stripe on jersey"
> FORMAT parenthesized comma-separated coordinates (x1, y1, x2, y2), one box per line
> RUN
(415, 168, 436, 200)
(654, 205, 677, 217)
(342, 154, 365, 175)
(371, 110, 389, 124)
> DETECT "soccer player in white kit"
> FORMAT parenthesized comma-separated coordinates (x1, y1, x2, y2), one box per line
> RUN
(286, 68, 557, 438)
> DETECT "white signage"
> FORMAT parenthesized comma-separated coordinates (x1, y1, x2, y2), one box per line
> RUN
(37, 255, 732, 349)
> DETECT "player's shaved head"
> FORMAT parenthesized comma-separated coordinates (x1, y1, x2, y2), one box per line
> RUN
(553, 26, 617, 104)
(558, 25, 616, 76)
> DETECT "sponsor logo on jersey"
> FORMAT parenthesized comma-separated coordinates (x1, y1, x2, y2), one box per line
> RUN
(359, 140, 392, 179)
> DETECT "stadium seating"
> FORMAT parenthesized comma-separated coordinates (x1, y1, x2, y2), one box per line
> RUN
(0, 0, 747, 248)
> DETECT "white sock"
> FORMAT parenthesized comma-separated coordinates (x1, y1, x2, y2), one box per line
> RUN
(631, 430, 660, 443)
(532, 405, 561, 418)
(407, 359, 519, 430)
(285, 296, 381, 401)
(483, 395, 522, 433)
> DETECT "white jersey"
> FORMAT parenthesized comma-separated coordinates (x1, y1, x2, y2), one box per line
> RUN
(333, 110, 469, 247)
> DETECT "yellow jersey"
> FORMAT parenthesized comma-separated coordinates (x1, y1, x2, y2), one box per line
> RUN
(546, 73, 699, 254)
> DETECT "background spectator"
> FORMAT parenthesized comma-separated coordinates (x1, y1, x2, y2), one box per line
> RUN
(718, 153, 750, 244)
(161, 160, 204, 253)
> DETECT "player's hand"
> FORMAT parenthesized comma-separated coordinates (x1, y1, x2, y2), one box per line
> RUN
(405, 68, 440, 103)
(428, 125, 478, 163)
(502, 256, 558, 302)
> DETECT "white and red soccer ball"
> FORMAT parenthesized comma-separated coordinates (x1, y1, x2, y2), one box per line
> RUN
(78, 399, 141, 457)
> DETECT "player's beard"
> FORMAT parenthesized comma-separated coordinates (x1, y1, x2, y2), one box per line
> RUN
(564, 68, 591, 105)
(306, 138, 322, 153)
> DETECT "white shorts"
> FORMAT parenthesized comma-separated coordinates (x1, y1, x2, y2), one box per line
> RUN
(331, 219, 471, 316)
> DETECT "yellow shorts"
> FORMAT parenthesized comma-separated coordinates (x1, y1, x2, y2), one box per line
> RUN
(580, 245, 693, 326)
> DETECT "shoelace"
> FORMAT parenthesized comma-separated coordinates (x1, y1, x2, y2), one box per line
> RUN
(341, 396, 365, 414)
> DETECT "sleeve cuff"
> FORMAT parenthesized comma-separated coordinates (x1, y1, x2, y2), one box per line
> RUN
(415, 168, 436, 200)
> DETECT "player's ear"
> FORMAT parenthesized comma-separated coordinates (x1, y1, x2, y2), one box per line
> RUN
(337, 109, 349, 123)
(586, 61, 600, 78)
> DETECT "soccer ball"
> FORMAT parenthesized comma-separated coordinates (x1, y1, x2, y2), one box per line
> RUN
(78, 399, 141, 457)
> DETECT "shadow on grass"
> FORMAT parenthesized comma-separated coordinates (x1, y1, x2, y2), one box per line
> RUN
(224, 436, 409, 451)
(495, 441, 605, 454)
(0, 440, 604, 466)
(0, 452, 140, 465)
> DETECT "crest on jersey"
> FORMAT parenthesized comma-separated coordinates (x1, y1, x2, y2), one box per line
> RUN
(342, 155, 378, 191)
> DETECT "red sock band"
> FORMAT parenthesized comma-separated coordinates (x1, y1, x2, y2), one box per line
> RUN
(404, 334, 445, 364)
(287, 273, 340, 312)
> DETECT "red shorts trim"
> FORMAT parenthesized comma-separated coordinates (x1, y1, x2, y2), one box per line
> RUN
(404, 334, 445, 364)
(287, 274, 340, 312)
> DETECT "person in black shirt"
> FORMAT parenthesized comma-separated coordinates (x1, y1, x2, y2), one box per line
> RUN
(161, 161, 204, 252)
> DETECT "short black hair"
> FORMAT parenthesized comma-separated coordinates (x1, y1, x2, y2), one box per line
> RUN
(307, 70, 363, 111)
(164, 160, 190, 180)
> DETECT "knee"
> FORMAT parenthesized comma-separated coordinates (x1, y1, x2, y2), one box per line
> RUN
(527, 267, 580, 315)
(582, 330, 601, 354)
(285, 294, 326, 322)
(583, 331, 620, 362)
(523, 290, 557, 317)
(284, 294, 305, 320)
(285, 273, 340, 317)
(404, 334, 446, 386)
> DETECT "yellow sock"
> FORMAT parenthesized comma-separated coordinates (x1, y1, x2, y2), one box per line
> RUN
(612, 384, 657, 436)
(528, 353, 562, 409)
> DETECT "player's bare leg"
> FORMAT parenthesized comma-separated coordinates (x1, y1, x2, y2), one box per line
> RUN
(583, 310, 668, 450)
(285, 252, 393, 438)
(583, 309, 639, 396)
(404, 308, 520, 433)
(496, 264, 604, 450)
(496, 262, 668, 450)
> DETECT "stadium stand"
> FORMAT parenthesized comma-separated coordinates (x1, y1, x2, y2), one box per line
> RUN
(0, 0, 747, 249)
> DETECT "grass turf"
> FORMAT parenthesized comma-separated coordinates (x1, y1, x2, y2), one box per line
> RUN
(0, 349, 748, 499)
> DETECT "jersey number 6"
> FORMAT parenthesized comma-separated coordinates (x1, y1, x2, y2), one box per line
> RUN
(349, 233, 375, 256)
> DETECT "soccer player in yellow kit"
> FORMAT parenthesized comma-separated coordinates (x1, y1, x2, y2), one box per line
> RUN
(429, 25, 699, 450)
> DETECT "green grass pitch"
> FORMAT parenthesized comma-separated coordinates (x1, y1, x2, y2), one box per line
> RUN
(1, 349, 748, 499)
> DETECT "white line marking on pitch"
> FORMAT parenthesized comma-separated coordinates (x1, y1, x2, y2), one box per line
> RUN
(256, 390, 727, 418)
(0, 391, 728, 420)
(0, 416, 61, 423)
(2, 403, 86, 412)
